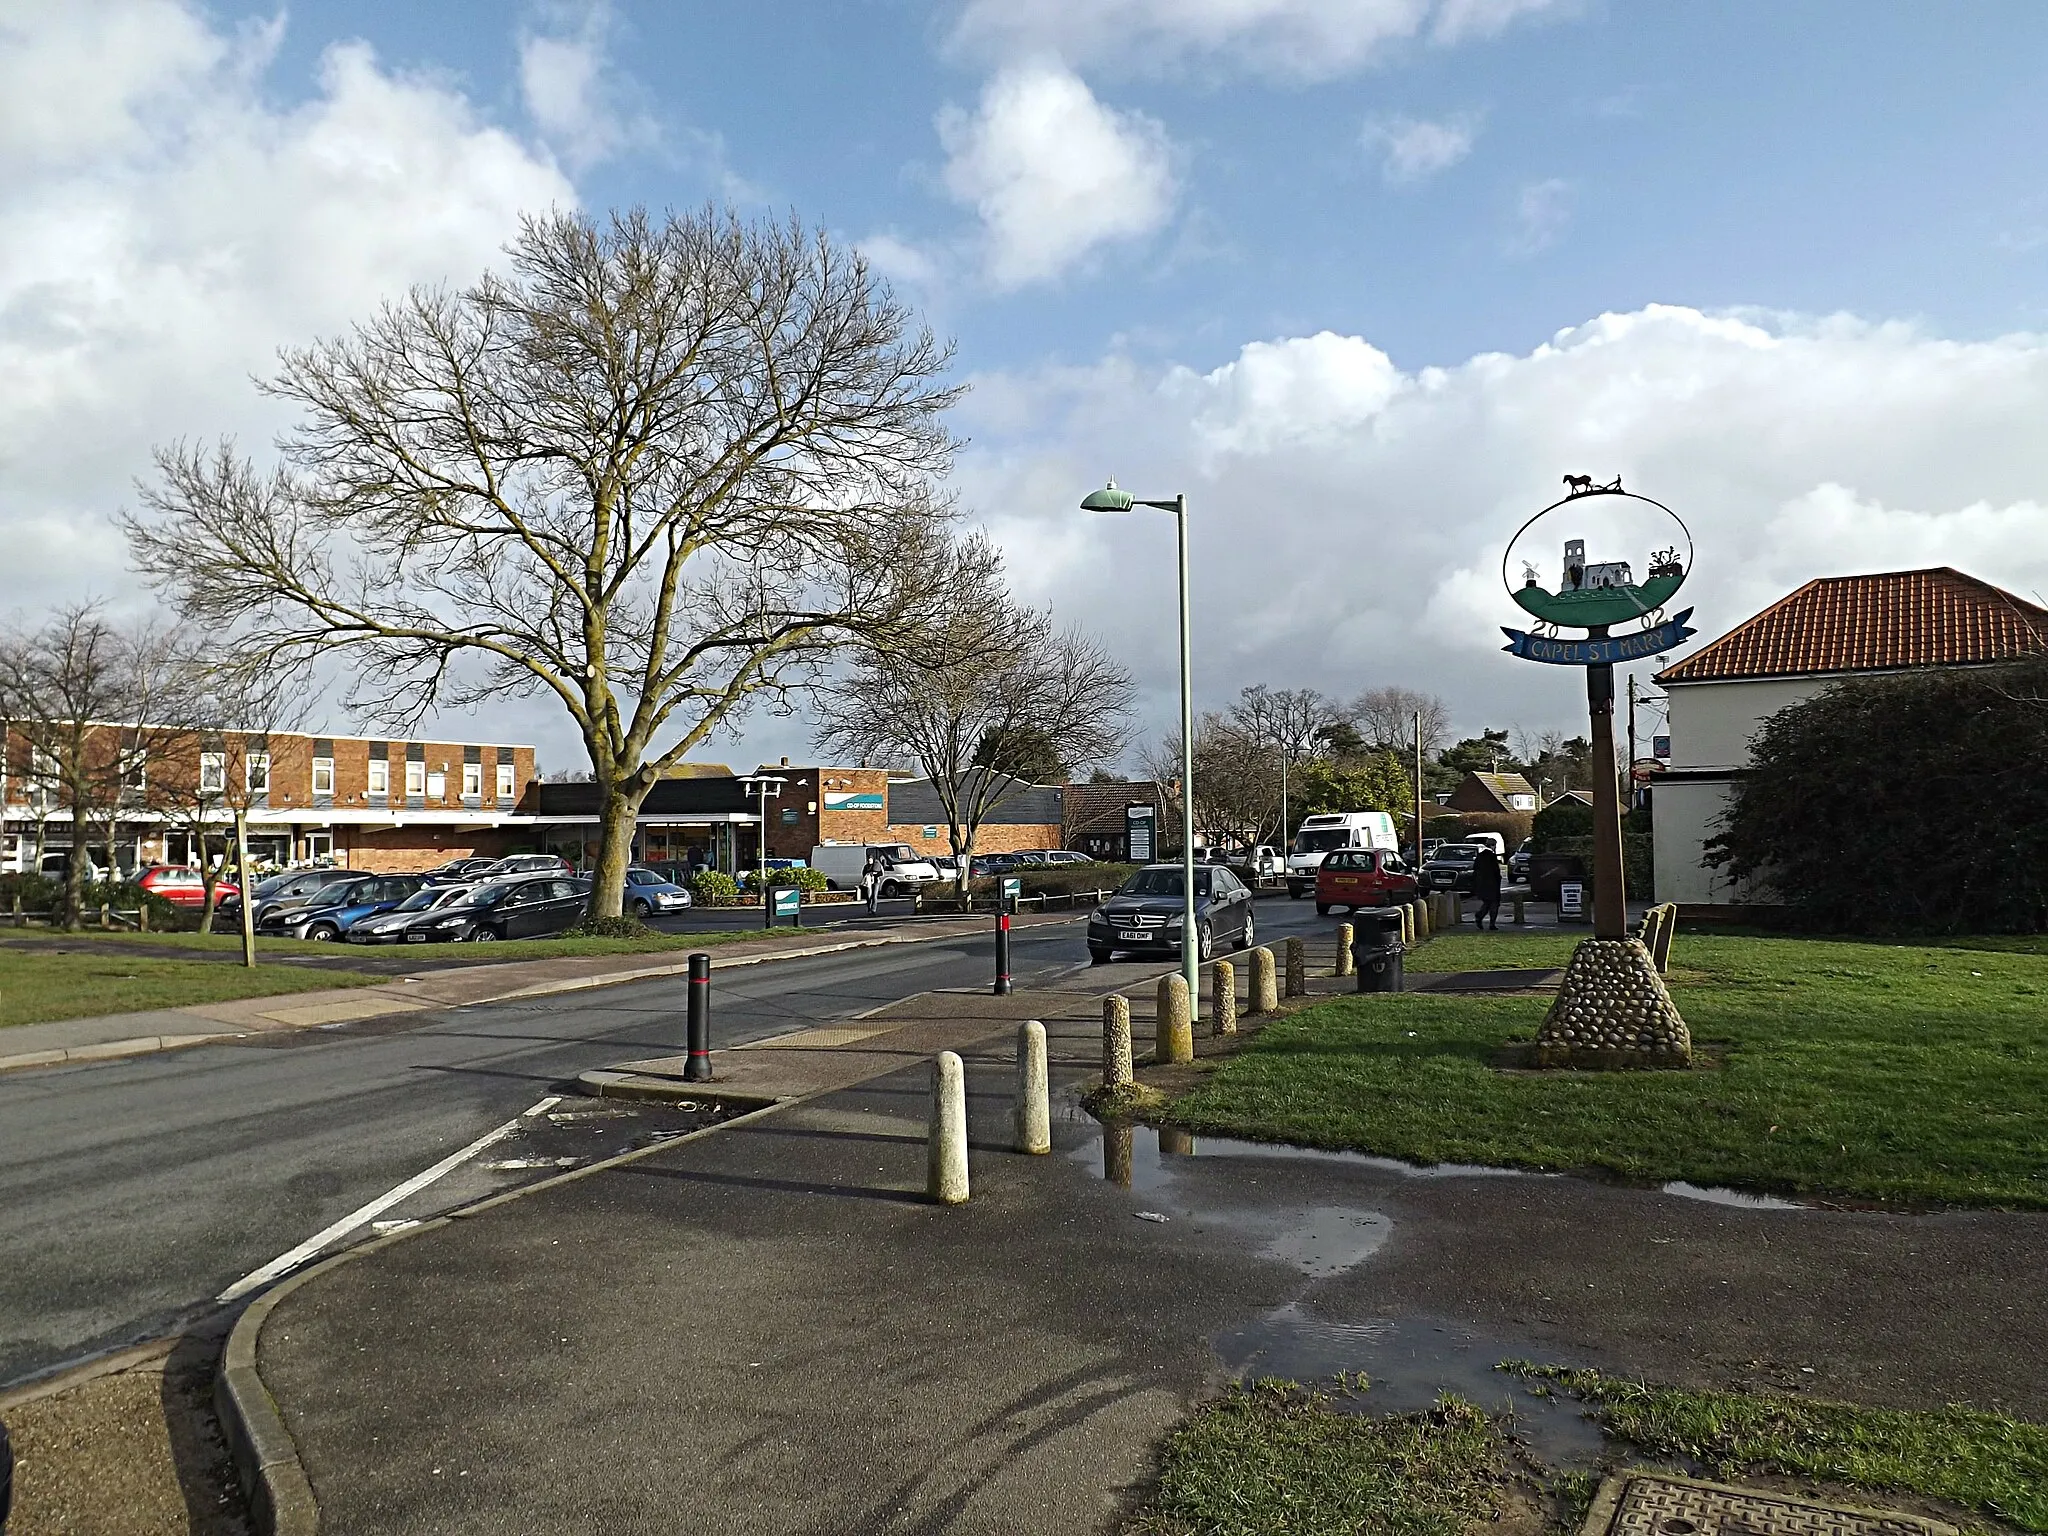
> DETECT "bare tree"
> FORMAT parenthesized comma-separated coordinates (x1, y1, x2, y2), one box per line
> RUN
(0, 603, 152, 929)
(1228, 685, 1340, 843)
(1350, 685, 1451, 758)
(1140, 712, 1276, 852)
(125, 207, 963, 918)
(813, 536, 1133, 900)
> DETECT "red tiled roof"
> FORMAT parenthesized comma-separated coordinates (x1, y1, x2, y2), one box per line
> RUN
(1656, 568, 2048, 684)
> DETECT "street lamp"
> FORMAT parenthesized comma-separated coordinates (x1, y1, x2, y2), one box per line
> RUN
(1080, 480, 1199, 1016)
(738, 773, 787, 925)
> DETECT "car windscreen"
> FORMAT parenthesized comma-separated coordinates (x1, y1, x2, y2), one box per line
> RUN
(464, 881, 519, 907)
(1294, 829, 1351, 853)
(1117, 869, 1211, 897)
(1434, 845, 1481, 861)
(390, 887, 450, 913)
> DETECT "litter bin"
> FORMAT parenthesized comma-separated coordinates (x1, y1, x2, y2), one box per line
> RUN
(1352, 907, 1406, 993)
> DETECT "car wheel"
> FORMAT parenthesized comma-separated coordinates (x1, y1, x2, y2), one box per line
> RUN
(631, 897, 653, 918)
(1197, 922, 1214, 961)
(1240, 913, 1255, 950)
(1088, 946, 1113, 965)
(881, 881, 902, 898)
(305, 923, 338, 942)
(1288, 884, 1305, 900)
(1315, 902, 1330, 917)
(470, 927, 498, 942)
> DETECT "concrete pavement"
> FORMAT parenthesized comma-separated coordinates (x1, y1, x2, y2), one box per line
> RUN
(242, 955, 2048, 1534)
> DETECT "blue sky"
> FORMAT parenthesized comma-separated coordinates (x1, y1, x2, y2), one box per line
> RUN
(8, 1, 2048, 771)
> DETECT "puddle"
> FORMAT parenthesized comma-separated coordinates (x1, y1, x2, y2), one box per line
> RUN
(1660, 1181, 1805, 1211)
(1080, 1121, 1537, 1193)
(1216, 1307, 1606, 1468)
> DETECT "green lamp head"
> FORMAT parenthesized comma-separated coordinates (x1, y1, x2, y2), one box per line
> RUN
(1079, 480, 1134, 513)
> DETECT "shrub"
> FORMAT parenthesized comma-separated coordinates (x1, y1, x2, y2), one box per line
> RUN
(971, 862, 1135, 900)
(766, 865, 830, 893)
(689, 869, 741, 905)
(563, 914, 659, 940)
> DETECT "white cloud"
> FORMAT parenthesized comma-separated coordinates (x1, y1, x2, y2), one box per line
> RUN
(517, 1, 655, 168)
(1365, 114, 1479, 184)
(938, 59, 1177, 290)
(1508, 176, 1573, 255)
(0, 0, 573, 617)
(953, 305, 2048, 747)
(947, 0, 1568, 80)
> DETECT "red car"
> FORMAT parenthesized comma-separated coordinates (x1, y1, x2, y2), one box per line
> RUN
(1314, 848, 1417, 915)
(137, 865, 237, 908)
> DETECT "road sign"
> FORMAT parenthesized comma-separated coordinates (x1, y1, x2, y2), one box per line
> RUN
(1000, 876, 1021, 903)
(772, 887, 801, 920)
(1501, 610, 1696, 666)
(1126, 803, 1155, 863)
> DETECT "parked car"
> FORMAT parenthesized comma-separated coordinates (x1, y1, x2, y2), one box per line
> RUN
(473, 854, 572, 880)
(1314, 848, 1420, 915)
(1507, 839, 1533, 884)
(623, 866, 692, 916)
(392, 875, 589, 943)
(234, 867, 363, 927)
(1086, 864, 1257, 964)
(1285, 811, 1400, 898)
(1009, 849, 1090, 867)
(37, 849, 109, 882)
(1419, 843, 1484, 892)
(136, 865, 238, 908)
(345, 882, 481, 943)
(806, 844, 943, 894)
(255, 873, 381, 935)
(273, 874, 428, 941)
(423, 857, 499, 884)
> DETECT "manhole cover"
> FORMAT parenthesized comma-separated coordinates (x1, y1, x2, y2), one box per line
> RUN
(1583, 1473, 1957, 1536)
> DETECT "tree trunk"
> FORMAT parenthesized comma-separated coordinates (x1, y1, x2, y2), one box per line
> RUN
(951, 820, 975, 910)
(588, 782, 646, 919)
(61, 784, 88, 932)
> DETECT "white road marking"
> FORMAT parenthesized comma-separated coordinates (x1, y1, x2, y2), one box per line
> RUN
(217, 1094, 563, 1302)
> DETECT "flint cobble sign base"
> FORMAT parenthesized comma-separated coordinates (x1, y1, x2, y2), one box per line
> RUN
(1581, 1472, 1958, 1536)
(1535, 937, 1692, 1068)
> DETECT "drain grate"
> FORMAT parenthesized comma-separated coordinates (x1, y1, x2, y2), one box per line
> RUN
(1583, 1473, 1957, 1536)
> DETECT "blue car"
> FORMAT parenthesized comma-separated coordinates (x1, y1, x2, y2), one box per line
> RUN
(623, 866, 693, 917)
(273, 874, 427, 941)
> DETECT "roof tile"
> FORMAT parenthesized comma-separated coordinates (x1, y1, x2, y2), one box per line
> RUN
(1656, 568, 2048, 683)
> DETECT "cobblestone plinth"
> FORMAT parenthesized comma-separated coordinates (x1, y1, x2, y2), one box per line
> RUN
(1536, 937, 1691, 1068)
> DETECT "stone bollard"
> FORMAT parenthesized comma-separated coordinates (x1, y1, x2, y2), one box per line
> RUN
(1512, 894, 1526, 926)
(1247, 946, 1278, 1014)
(1014, 1021, 1050, 1154)
(1155, 974, 1193, 1064)
(1334, 923, 1354, 977)
(99, 902, 112, 930)
(138, 903, 150, 932)
(1415, 896, 1431, 938)
(1399, 902, 1413, 947)
(928, 1051, 970, 1204)
(1210, 958, 1237, 1035)
(1284, 936, 1306, 998)
(1651, 904, 1677, 975)
(1103, 1121, 1134, 1188)
(1159, 1126, 1195, 1156)
(1102, 995, 1134, 1088)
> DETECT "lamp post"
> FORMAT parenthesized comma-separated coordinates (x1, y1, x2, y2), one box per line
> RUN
(738, 774, 787, 928)
(1081, 481, 1199, 1017)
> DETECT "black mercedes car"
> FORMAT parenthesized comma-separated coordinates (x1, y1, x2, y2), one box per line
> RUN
(1419, 843, 1483, 892)
(390, 875, 590, 943)
(1087, 864, 1256, 965)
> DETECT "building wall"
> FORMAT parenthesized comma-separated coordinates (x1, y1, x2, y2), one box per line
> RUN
(338, 824, 529, 873)
(757, 765, 910, 861)
(1650, 780, 1744, 905)
(884, 820, 1063, 856)
(1663, 677, 1829, 771)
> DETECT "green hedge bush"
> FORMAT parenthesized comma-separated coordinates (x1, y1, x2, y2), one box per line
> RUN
(689, 870, 741, 905)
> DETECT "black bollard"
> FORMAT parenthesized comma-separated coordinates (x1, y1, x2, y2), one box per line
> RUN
(993, 907, 1012, 995)
(684, 951, 712, 1082)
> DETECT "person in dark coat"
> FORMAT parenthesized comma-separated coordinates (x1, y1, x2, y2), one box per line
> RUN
(1471, 844, 1503, 930)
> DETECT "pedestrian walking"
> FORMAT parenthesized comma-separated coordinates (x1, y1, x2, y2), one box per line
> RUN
(862, 852, 884, 915)
(1471, 844, 1503, 930)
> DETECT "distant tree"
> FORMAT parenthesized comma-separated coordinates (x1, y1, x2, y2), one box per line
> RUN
(1515, 729, 1592, 798)
(127, 207, 963, 920)
(1140, 713, 1274, 852)
(1707, 659, 2048, 933)
(1290, 751, 1414, 822)
(814, 536, 1133, 899)
(1349, 686, 1450, 758)
(1438, 728, 1513, 777)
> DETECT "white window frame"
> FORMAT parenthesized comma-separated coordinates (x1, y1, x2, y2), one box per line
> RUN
(405, 760, 425, 797)
(245, 752, 270, 793)
(426, 770, 446, 799)
(121, 747, 147, 792)
(200, 752, 226, 794)
(312, 757, 335, 795)
(462, 762, 482, 798)
(367, 759, 389, 796)
(495, 762, 515, 800)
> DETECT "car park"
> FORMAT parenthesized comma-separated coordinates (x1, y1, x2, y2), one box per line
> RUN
(1086, 864, 1257, 964)
(1314, 848, 1419, 915)
(345, 883, 480, 943)
(1419, 843, 1484, 892)
(255, 873, 380, 935)
(423, 857, 499, 884)
(273, 874, 428, 941)
(222, 866, 355, 925)
(473, 853, 572, 880)
(136, 865, 237, 908)
(623, 866, 692, 916)
(394, 875, 589, 942)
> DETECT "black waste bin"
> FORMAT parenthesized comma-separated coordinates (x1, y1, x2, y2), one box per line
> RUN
(1352, 907, 1406, 993)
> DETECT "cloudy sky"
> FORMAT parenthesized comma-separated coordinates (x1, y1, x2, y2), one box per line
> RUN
(7, 1, 2048, 773)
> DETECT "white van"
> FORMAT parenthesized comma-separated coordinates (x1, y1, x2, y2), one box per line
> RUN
(1285, 812, 1398, 899)
(807, 844, 944, 895)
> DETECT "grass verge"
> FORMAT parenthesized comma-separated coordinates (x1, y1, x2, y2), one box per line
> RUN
(1166, 932, 2048, 1207)
(1514, 1366, 2048, 1533)
(1123, 1373, 2047, 1535)
(0, 948, 380, 1030)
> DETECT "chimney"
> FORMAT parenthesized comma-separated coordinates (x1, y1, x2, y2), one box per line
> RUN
(779, 757, 789, 767)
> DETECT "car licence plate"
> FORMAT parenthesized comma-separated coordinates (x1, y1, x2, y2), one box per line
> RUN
(1117, 930, 1147, 942)
(406, 932, 428, 942)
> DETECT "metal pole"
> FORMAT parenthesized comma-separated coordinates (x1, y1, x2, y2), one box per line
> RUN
(1174, 494, 1199, 1017)
(1413, 709, 1424, 864)
(233, 809, 255, 969)
(993, 902, 1012, 995)
(684, 951, 712, 1081)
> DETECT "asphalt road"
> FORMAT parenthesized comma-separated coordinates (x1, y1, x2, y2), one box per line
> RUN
(0, 897, 1333, 1387)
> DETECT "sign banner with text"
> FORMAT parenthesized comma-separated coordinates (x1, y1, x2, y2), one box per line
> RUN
(1500, 610, 1695, 667)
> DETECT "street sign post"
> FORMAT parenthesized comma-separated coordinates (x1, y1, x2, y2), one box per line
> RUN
(772, 886, 801, 927)
(993, 876, 1021, 996)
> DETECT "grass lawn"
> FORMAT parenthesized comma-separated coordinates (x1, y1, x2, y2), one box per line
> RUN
(0, 948, 381, 1031)
(0, 925, 813, 964)
(1123, 1372, 2047, 1535)
(1168, 932, 2048, 1208)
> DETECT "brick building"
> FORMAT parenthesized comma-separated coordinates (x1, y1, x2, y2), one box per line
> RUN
(1, 724, 536, 875)
(883, 772, 1066, 857)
